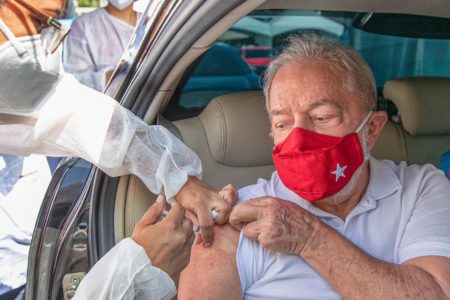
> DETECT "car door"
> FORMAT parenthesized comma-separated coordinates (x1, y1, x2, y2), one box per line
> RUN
(25, 0, 249, 299)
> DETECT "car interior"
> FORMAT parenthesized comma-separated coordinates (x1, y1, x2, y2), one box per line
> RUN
(112, 1, 450, 244)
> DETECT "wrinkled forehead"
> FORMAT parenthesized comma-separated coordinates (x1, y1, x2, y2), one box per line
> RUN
(36, 0, 68, 18)
(0, 0, 68, 18)
(268, 61, 363, 112)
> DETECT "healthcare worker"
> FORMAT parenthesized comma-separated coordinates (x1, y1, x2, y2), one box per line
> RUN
(63, 0, 137, 91)
(0, 0, 235, 298)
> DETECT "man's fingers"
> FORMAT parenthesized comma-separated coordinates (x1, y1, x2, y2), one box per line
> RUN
(242, 221, 261, 241)
(229, 202, 262, 230)
(138, 195, 165, 226)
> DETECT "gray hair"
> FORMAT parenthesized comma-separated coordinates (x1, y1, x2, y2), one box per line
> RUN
(263, 34, 377, 112)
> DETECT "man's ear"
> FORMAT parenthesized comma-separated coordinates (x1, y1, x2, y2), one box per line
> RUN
(367, 110, 388, 149)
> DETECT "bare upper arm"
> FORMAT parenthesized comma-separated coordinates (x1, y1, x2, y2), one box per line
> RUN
(403, 256, 450, 297)
(178, 224, 242, 300)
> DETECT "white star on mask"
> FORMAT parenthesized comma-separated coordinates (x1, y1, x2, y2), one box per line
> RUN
(331, 163, 347, 182)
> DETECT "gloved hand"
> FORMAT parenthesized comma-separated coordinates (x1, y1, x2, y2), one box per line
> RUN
(132, 195, 194, 278)
(104, 69, 114, 85)
(175, 177, 237, 247)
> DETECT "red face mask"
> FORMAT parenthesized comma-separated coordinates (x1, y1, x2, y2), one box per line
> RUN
(272, 112, 372, 202)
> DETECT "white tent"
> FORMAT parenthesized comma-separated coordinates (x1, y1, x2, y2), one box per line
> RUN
(231, 15, 345, 45)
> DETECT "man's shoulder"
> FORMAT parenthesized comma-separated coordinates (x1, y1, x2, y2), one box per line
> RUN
(370, 157, 449, 204)
(373, 158, 448, 185)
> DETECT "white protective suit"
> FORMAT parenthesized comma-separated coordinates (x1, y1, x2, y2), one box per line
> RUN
(0, 16, 200, 299)
(63, 8, 134, 91)
(0, 155, 52, 294)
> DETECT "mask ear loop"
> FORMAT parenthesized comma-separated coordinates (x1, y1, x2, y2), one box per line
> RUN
(0, 18, 27, 56)
(355, 111, 373, 133)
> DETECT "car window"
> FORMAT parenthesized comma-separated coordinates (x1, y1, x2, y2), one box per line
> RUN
(166, 9, 450, 120)
(177, 42, 261, 111)
(243, 48, 277, 58)
(191, 43, 253, 76)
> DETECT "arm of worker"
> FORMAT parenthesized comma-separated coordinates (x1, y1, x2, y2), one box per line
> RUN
(62, 18, 113, 91)
(229, 172, 450, 300)
(178, 225, 242, 300)
(74, 196, 193, 300)
(0, 72, 235, 245)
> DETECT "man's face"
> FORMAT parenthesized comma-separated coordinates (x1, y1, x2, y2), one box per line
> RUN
(269, 61, 368, 145)
(0, 0, 66, 45)
(25, 0, 66, 16)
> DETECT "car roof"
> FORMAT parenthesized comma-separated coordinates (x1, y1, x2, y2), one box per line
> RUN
(257, 0, 450, 18)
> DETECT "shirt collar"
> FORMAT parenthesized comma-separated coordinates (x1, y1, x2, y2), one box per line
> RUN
(365, 155, 402, 202)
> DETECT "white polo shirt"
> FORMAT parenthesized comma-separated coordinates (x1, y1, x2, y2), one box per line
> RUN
(236, 157, 450, 300)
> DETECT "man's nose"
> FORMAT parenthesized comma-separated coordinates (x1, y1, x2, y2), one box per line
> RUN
(292, 117, 313, 131)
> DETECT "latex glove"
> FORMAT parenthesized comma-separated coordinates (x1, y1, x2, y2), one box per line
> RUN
(175, 177, 237, 247)
(104, 69, 114, 86)
(132, 195, 194, 278)
(229, 196, 319, 256)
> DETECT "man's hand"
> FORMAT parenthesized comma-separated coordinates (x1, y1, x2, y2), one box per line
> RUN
(229, 196, 319, 256)
(132, 195, 194, 279)
(175, 176, 237, 247)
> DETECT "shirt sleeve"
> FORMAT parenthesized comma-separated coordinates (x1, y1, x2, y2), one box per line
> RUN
(398, 165, 450, 263)
(0, 73, 202, 200)
(73, 238, 176, 300)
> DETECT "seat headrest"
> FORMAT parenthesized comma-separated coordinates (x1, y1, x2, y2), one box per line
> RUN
(198, 91, 273, 167)
(383, 77, 450, 136)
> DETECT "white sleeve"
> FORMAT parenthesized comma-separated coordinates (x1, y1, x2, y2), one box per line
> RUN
(73, 238, 177, 300)
(398, 165, 450, 263)
(0, 73, 202, 199)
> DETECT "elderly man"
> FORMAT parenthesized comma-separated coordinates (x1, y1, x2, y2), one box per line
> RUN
(178, 34, 450, 299)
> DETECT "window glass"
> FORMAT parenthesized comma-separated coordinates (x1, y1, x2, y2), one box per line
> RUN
(168, 9, 450, 119)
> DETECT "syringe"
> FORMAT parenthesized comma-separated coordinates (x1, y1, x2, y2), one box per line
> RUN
(161, 208, 219, 233)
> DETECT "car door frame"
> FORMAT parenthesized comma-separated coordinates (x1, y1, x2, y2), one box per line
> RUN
(26, 0, 253, 299)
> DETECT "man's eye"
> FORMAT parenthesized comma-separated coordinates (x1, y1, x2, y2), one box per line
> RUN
(311, 115, 341, 127)
(274, 123, 285, 129)
(312, 116, 331, 123)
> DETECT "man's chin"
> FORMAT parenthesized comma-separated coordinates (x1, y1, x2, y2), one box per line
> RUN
(315, 163, 367, 206)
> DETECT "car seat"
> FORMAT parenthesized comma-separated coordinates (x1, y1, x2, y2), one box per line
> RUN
(382, 76, 450, 167)
(120, 78, 450, 238)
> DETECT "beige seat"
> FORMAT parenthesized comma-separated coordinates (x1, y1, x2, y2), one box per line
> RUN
(371, 119, 407, 163)
(120, 80, 450, 238)
(382, 77, 450, 167)
(173, 91, 275, 189)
